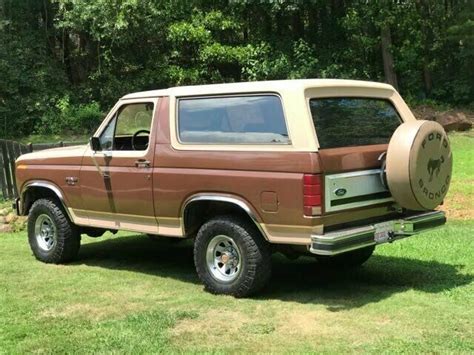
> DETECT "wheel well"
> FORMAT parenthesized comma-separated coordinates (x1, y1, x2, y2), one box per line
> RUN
(183, 200, 266, 239)
(22, 186, 63, 215)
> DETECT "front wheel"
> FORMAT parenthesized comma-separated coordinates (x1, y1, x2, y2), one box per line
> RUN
(28, 198, 80, 264)
(194, 216, 271, 297)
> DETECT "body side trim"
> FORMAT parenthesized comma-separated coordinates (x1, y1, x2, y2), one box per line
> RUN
(70, 209, 159, 234)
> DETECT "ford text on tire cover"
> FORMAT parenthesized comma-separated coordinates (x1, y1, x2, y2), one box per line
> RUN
(14, 79, 451, 297)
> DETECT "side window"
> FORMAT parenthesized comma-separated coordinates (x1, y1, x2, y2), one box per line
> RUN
(99, 102, 154, 151)
(178, 95, 290, 144)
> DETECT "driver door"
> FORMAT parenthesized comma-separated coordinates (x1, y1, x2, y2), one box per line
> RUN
(79, 99, 158, 234)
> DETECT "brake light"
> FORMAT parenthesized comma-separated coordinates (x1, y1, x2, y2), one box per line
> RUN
(303, 174, 322, 216)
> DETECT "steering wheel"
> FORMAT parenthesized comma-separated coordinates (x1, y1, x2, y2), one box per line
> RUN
(131, 129, 150, 151)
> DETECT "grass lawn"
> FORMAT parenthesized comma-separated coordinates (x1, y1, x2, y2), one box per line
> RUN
(0, 132, 473, 353)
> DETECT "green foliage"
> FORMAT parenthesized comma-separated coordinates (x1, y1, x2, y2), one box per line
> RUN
(0, 0, 69, 138)
(1, 1, 473, 139)
(241, 40, 319, 81)
(36, 96, 103, 136)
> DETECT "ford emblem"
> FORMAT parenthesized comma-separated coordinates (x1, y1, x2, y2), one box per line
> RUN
(335, 188, 347, 197)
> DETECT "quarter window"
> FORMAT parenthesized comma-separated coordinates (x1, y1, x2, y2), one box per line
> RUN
(178, 95, 290, 144)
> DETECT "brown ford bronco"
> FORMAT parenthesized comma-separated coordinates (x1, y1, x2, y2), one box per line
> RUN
(14, 79, 452, 297)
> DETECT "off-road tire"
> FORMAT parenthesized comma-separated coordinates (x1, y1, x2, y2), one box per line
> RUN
(316, 245, 375, 268)
(28, 198, 80, 264)
(194, 216, 271, 297)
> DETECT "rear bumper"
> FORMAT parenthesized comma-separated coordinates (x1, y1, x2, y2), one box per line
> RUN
(310, 211, 446, 256)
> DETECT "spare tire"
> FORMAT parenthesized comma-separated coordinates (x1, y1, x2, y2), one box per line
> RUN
(386, 120, 452, 211)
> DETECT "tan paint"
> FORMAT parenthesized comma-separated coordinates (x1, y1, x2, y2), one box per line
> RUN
(71, 209, 160, 234)
(155, 217, 183, 237)
(261, 223, 323, 245)
(15, 79, 435, 247)
(386, 120, 452, 210)
(163, 79, 403, 152)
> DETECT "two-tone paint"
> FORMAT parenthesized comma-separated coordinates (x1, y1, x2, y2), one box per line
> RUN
(15, 79, 416, 247)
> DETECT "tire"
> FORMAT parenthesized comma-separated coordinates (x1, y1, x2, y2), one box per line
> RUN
(28, 198, 81, 264)
(194, 216, 271, 297)
(386, 120, 452, 210)
(316, 245, 375, 268)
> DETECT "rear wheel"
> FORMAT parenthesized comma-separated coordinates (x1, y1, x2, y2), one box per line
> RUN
(316, 245, 375, 268)
(28, 198, 80, 264)
(194, 216, 271, 297)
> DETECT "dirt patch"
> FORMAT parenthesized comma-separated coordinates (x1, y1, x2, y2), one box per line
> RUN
(440, 192, 474, 220)
(171, 306, 387, 350)
(275, 309, 375, 340)
(0, 206, 26, 233)
(172, 308, 251, 338)
(40, 301, 146, 321)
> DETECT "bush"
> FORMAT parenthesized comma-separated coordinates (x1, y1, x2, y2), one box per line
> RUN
(36, 96, 103, 136)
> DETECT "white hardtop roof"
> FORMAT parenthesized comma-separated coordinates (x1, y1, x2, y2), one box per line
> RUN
(121, 79, 395, 99)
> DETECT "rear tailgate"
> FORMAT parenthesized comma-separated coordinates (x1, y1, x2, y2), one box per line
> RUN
(319, 144, 391, 213)
(309, 97, 402, 225)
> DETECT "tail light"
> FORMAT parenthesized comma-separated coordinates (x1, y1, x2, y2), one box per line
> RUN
(303, 174, 322, 216)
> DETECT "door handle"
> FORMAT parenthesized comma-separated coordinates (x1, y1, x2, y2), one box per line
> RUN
(135, 159, 151, 168)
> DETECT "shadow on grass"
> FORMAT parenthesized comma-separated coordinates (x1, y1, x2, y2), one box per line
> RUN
(75, 234, 473, 310)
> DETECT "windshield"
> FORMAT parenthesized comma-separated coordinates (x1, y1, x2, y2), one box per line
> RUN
(309, 97, 402, 149)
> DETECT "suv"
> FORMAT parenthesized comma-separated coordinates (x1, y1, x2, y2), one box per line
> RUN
(14, 79, 452, 297)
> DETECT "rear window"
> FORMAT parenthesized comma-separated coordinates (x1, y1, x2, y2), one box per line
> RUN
(309, 97, 401, 149)
(178, 95, 289, 144)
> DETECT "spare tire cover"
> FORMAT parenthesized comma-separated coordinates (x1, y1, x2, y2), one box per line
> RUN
(386, 120, 452, 211)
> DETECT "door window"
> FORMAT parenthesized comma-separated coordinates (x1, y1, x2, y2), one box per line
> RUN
(99, 102, 154, 151)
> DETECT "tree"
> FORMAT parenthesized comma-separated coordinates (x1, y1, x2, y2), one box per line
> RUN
(1, 0, 473, 138)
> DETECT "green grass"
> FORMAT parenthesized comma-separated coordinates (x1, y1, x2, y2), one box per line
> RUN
(0, 224, 473, 353)
(0, 131, 472, 353)
(0, 199, 11, 210)
(443, 131, 474, 219)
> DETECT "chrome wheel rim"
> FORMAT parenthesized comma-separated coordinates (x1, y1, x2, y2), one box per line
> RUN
(206, 235, 242, 282)
(35, 214, 57, 251)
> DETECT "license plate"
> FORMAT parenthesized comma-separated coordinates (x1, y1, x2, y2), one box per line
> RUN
(374, 221, 394, 244)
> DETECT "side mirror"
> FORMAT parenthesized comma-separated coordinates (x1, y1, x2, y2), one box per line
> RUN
(90, 137, 101, 152)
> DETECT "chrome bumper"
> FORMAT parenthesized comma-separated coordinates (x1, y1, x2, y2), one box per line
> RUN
(310, 211, 446, 256)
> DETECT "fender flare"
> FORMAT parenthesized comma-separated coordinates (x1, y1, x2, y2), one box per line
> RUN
(20, 180, 73, 221)
(181, 193, 268, 240)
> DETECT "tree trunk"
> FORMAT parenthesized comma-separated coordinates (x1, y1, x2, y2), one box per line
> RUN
(417, 0, 434, 96)
(423, 64, 433, 94)
(381, 24, 399, 90)
(292, 8, 304, 39)
(243, 5, 249, 42)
